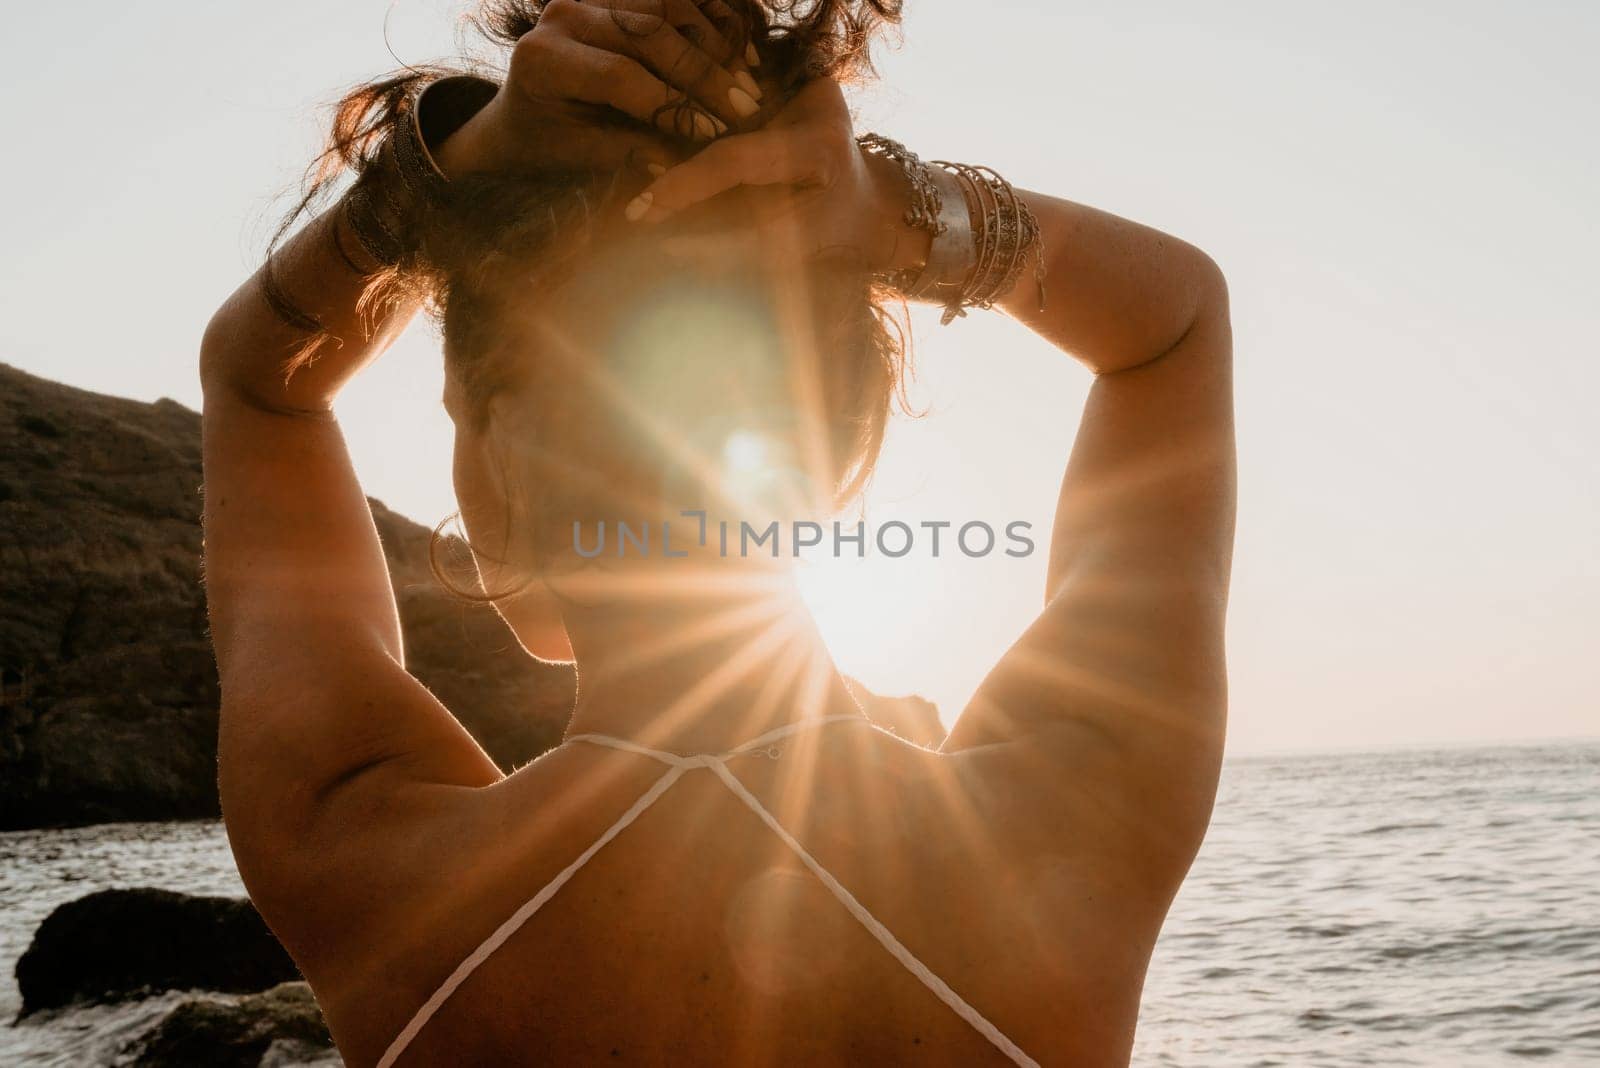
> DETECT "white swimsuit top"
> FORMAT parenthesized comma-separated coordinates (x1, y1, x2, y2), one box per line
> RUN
(376, 714, 1039, 1067)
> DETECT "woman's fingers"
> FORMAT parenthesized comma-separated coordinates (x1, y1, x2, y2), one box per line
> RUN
(594, 0, 738, 66)
(627, 128, 815, 222)
(660, 0, 738, 65)
(545, 0, 758, 128)
(520, 36, 708, 141)
(696, 0, 747, 55)
(611, 7, 761, 126)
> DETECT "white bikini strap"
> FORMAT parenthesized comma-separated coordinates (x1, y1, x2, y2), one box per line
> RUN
(701, 758, 1039, 1068)
(374, 763, 687, 1068)
(377, 712, 1036, 1068)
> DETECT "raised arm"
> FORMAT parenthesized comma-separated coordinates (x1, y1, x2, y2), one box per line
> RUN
(199, 85, 507, 860)
(942, 189, 1235, 863)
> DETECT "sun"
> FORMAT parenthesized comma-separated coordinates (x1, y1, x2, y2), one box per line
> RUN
(793, 551, 921, 687)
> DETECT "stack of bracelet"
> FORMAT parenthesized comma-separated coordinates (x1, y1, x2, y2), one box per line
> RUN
(262, 76, 496, 334)
(339, 91, 435, 272)
(340, 76, 498, 272)
(858, 133, 1047, 325)
(932, 159, 1047, 322)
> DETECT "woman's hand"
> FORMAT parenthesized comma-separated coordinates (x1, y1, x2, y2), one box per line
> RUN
(622, 77, 930, 275)
(437, 0, 765, 177)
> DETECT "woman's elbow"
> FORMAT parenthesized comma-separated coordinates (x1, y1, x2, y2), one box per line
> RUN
(199, 298, 247, 397)
(1175, 238, 1229, 332)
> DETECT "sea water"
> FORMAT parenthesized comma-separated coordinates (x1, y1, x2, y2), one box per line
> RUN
(3, 742, 1597, 1066)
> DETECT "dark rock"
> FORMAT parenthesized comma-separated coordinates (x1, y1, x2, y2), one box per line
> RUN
(15, 888, 298, 1015)
(0, 362, 574, 829)
(128, 981, 337, 1067)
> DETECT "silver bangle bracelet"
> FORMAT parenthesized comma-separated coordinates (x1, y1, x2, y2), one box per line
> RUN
(904, 167, 977, 308)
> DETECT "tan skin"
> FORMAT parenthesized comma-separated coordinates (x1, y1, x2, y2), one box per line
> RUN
(201, 6, 1233, 1065)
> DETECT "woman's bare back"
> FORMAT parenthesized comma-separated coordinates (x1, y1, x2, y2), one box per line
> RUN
(278, 720, 1166, 1067)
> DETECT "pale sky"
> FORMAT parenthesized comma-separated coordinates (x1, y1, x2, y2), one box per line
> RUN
(2, 1, 1595, 754)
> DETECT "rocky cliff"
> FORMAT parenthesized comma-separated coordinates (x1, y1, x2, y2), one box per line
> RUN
(0, 363, 572, 829)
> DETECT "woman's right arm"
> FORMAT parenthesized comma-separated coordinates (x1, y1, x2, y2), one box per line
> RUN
(943, 191, 1235, 873)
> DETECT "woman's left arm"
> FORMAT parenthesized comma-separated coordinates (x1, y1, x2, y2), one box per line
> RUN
(200, 200, 504, 843)
(205, 10, 757, 874)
